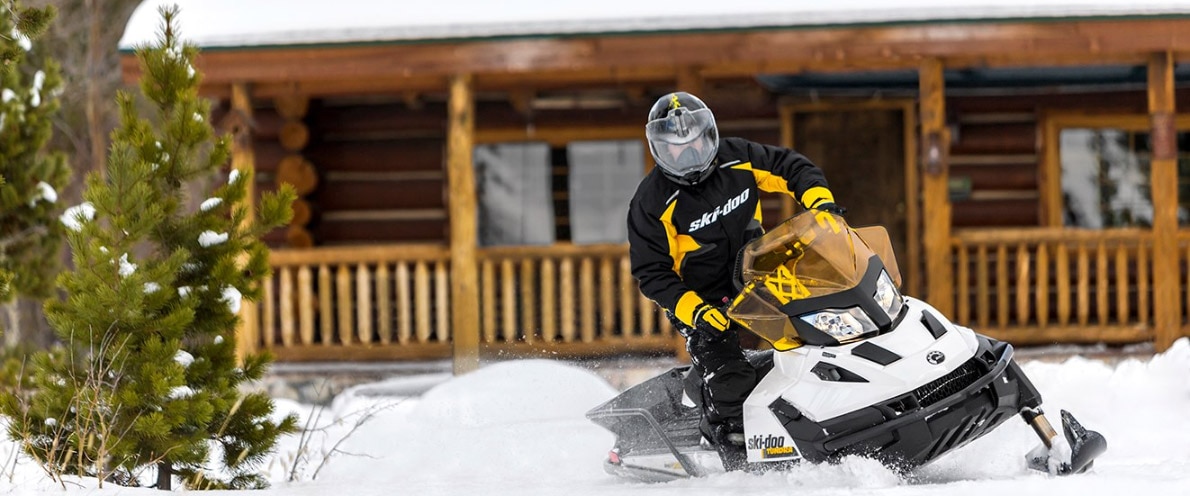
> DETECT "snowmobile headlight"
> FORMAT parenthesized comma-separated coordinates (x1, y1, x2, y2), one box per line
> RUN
(874, 270, 903, 318)
(799, 307, 877, 341)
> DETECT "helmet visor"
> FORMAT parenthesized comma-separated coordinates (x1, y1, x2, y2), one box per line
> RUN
(646, 107, 718, 177)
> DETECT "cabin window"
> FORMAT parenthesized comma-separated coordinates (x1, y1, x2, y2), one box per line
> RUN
(1058, 126, 1190, 228)
(566, 140, 644, 244)
(1060, 128, 1154, 228)
(474, 142, 556, 246)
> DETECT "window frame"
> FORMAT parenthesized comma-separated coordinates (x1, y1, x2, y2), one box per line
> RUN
(1041, 111, 1190, 227)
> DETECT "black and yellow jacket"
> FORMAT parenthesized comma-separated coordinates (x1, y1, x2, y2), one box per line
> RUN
(626, 137, 835, 326)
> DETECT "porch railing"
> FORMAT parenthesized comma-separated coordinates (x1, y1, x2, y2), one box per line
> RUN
(257, 243, 675, 361)
(948, 228, 1167, 344)
(252, 228, 1187, 362)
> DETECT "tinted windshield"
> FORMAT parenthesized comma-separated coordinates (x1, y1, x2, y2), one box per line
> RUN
(728, 211, 900, 350)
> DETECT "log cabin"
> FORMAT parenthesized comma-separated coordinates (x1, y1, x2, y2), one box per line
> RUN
(119, 1, 1190, 371)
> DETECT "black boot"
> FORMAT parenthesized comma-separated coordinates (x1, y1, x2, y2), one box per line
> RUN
(702, 419, 748, 471)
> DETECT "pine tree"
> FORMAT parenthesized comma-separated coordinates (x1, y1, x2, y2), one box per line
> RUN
(2, 6, 298, 490)
(0, 1, 69, 342)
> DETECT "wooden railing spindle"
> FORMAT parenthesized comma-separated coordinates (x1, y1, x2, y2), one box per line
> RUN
(1116, 243, 1129, 325)
(997, 244, 1008, 329)
(619, 257, 635, 338)
(280, 267, 296, 345)
(976, 245, 989, 329)
(376, 264, 391, 344)
(356, 264, 373, 344)
(396, 262, 411, 344)
(435, 262, 449, 342)
(319, 264, 333, 343)
(414, 261, 431, 343)
(1036, 243, 1050, 327)
(541, 258, 557, 341)
(1056, 243, 1070, 326)
(560, 258, 576, 342)
(580, 257, 596, 343)
(600, 257, 615, 337)
(521, 259, 536, 343)
(481, 260, 496, 343)
(297, 266, 314, 345)
(1138, 242, 1150, 326)
(501, 259, 516, 342)
(1097, 240, 1109, 326)
(262, 273, 275, 347)
(957, 247, 970, 325)
(1016, 243, 1031, 326)
(1076, 242, 1089, 327)
(336, 265, 353, 345)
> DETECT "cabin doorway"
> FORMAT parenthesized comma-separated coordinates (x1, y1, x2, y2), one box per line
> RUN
(780, 100, 920, 295)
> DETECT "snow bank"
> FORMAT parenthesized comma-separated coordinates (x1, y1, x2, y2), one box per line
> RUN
(3, 339, 1189, 495)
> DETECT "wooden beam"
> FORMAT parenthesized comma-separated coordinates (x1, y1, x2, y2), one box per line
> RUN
(115, 18, 1190, 97)
(919, 58, 954, 317)
(231, 83, 259, 364)
(1148, 51, 1180, 352)
(447, 74, 481, 374)
(676, 66, 704, 95)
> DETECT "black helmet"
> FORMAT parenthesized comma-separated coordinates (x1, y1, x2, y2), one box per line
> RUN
(645, 92, 720, 186)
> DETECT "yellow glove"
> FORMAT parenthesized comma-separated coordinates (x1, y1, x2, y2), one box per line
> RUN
(675, 291, 730, 334)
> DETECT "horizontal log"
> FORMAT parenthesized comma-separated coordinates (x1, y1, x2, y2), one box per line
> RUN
(305, 139, 444, 172)
(952, 163, 1038, 191)
(952, 198, 1039, 227)
(314, 218, 447, 243)
(321, 210, 446, 222)
(950, 90, 1148, 114)
(951, 122, 1037, 155)
(310, 102, 448, 137)
(314, 179, 445, 211)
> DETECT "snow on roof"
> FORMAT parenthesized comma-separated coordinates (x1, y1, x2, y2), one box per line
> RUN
(119, 0, 1190, 50)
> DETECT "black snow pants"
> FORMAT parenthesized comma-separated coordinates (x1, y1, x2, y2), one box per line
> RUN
(670, 313, 758, 432)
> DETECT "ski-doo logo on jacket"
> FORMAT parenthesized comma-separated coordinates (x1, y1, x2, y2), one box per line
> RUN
(689, 189, 749, 232)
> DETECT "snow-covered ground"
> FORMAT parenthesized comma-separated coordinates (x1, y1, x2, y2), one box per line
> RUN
(3, 338, 1188, 495)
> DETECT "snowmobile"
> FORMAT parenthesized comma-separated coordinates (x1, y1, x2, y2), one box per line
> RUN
(587, 210, 1106, 481)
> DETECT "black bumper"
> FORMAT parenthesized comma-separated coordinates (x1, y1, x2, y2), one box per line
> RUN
(772, 335, 1042, 470)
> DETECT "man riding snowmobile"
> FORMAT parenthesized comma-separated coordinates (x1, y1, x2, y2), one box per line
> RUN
(627, 91, 844, 466)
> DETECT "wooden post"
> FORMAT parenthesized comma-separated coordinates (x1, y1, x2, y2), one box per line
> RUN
(231, 83, 259, 364)
(919, 59, 954, 316)
(448, 74, 481, 374)
(1148, 52, 1179, 352)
